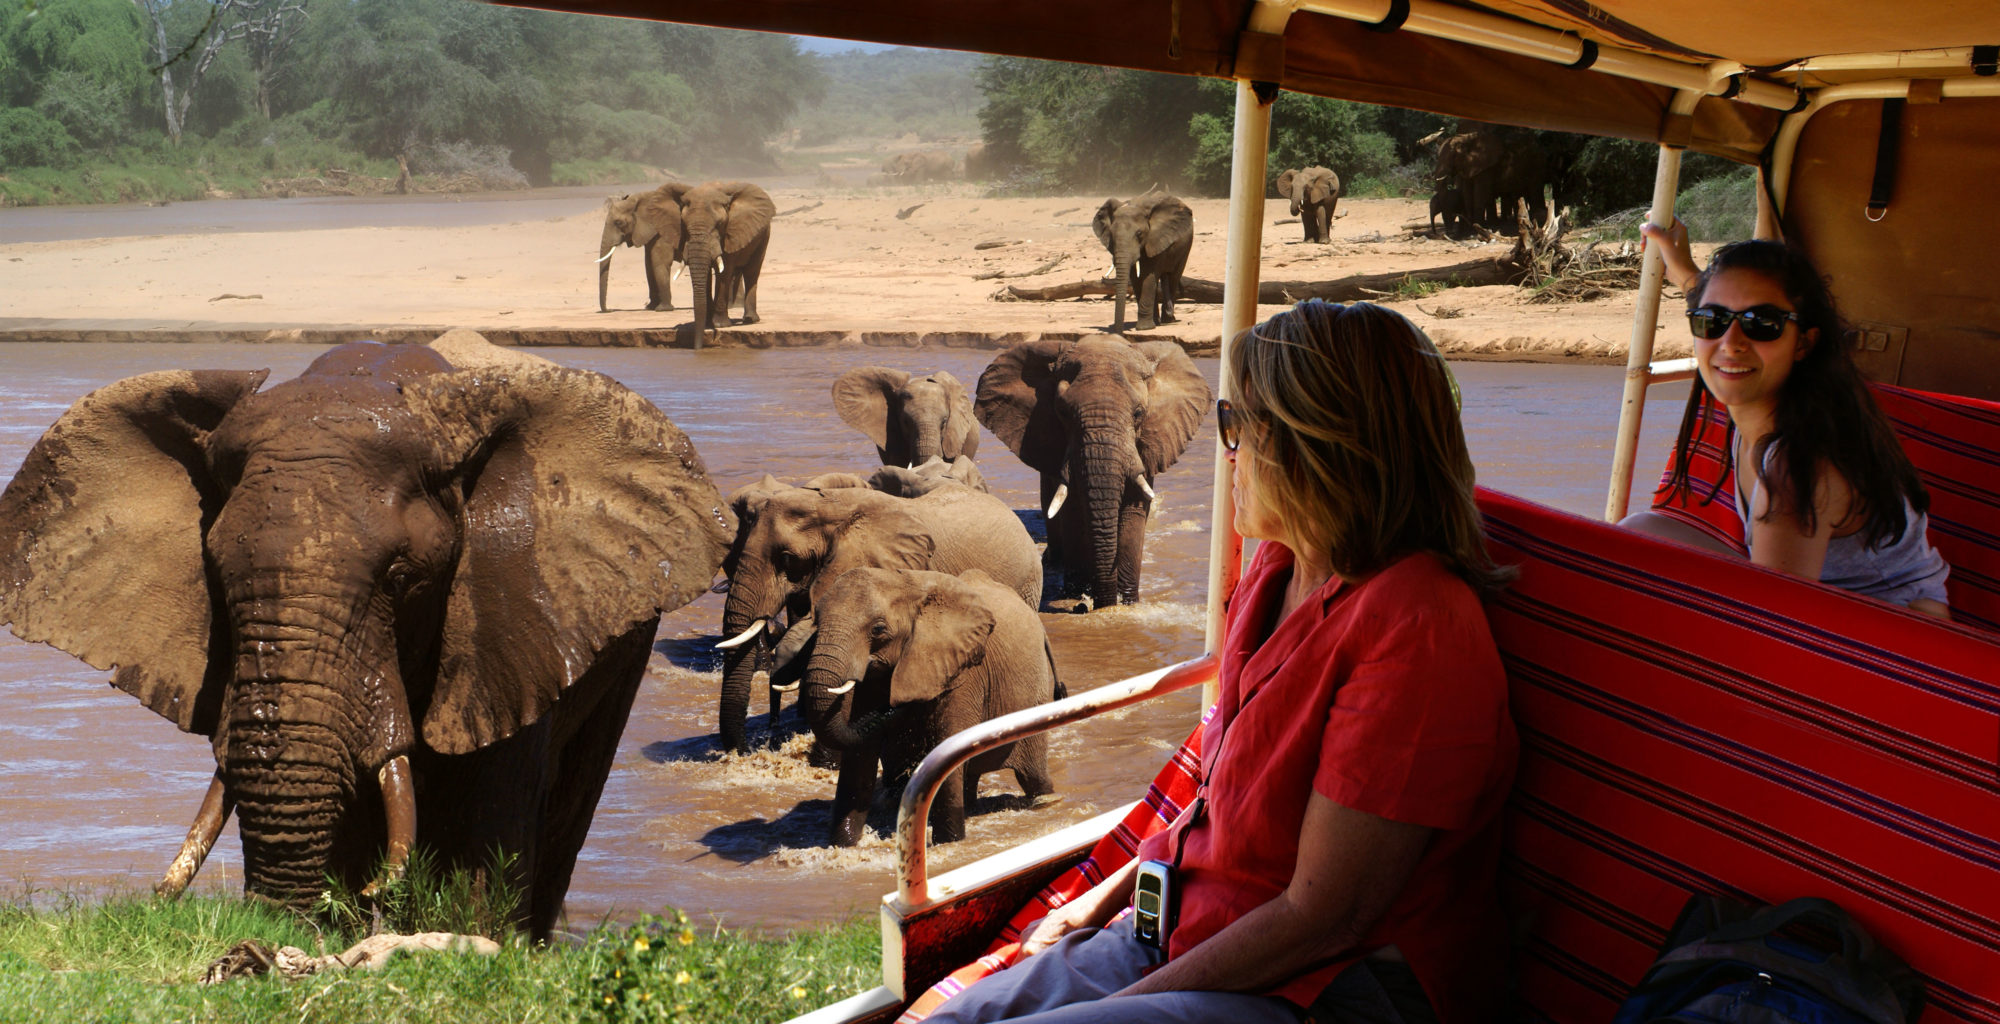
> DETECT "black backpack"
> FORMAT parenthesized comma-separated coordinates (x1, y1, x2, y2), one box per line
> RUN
(1609, 896, 1924, 1024)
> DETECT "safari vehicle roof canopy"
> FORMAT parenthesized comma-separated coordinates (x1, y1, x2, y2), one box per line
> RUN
(510, 0, 2000, 398)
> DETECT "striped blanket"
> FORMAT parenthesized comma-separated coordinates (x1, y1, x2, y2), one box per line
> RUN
(1647, 384, 2000, 631)
(1484, 488, 2000, 1024)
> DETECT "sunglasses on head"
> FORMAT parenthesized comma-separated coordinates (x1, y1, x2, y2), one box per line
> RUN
(1687, 303, 1800, 343)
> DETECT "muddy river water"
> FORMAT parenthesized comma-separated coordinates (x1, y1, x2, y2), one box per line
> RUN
(0, 341, 1685, 934)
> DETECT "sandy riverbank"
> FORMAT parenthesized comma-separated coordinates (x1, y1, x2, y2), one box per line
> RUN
(0, 185, 1695, 362)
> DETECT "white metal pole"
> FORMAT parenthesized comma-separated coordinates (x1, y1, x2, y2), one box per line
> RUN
(1206, 78, 1275, 677)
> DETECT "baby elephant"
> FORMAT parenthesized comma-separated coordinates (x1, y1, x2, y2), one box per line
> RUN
(789, 567, 1061, 847)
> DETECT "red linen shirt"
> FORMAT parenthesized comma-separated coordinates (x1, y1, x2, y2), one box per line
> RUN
(1135, 542, 1517, 1022)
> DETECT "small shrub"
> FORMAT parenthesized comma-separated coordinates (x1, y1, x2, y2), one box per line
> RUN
(0, 108, 80, 171)
(312, 847, 523, 941)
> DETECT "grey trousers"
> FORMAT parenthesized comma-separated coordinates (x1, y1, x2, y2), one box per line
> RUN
(922, 915, 1305, 1024)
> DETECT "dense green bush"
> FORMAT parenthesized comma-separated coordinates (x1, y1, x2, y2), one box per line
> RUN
(0, 107, 78, 170)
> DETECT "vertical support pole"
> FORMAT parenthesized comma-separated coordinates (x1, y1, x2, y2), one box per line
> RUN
(1205, 78, 1275, 702)
(1604, 142, 1685, 522)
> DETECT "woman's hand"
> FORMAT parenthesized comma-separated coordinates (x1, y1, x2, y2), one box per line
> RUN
(1639, 215, 1701, 294)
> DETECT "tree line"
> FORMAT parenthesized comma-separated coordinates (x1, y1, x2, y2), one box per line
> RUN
(0, 0, 825, 184)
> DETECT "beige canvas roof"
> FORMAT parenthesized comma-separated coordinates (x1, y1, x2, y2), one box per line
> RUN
(507, 0, 2000, 396)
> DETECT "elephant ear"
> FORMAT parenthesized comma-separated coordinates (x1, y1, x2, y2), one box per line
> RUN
(0, 369, 268, 735)
(889, 575, 995, 707)
(831, 366, 908, 451)
(718, 182, 776, 254)
(1091, 199, 1120, 251)
(807, 490, 935, 608)
(1143, 197, 1193, 260)
(634, 187, 684, 248)
(722, 474, 790, 581)
(1131, 341, 1214, 477)
(411, 366, 731, 754)
(927, 370, 979, 460)
(1275, 168, 1298, 199)
(974, 340, 1071, 475)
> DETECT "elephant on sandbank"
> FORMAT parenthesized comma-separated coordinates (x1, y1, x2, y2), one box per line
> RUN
(789, 567, 1060, 846)
(1275, 166, 1341, 244)
(597, 184, 686, 313)
(975, 338, 1211, 610)
(1093, 191, 1193, 333)
(0, 331, 731, 938)
(712, 477, 1039, 754)
(880, 150, 956, 183)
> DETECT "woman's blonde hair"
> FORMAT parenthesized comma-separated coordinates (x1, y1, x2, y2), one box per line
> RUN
(1231, 299, 1513, 592)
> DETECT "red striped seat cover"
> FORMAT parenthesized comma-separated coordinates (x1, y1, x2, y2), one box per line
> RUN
(1483, 487, 2000, 1024)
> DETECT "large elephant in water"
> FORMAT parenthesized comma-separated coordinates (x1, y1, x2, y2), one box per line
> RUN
(975, 338, 1211, 609)
(597, 184, 685, 313)
(1093, 191, 1193, 332)
(832, 366, 980, 468)
(713, 479, 1038, 754)
(0, 333, 731, 937)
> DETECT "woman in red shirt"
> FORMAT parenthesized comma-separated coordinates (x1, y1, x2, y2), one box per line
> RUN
(927, 300, 1518, 1024)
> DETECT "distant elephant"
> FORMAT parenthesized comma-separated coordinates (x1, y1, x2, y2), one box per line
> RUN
(869, 454, 988, 496)
(658, 180, 774, 342)
(962, 141, 998, 180)
(0, 336, 731, 938)
(832, 366, 980, 468)
(597, 184, 685, 313)
(1274, 166, 1341, 243)
(1492, 135, 1552, 228)
(975, 338, 1211, 609)
(790, 567, 1059, 846)
(881, 150, 956, 183)
(1093, 191, 1193, 332)
(713, 480, 1039, 754)
(1429, 183, 1466, 236)
(1433, 127, 1506, 229)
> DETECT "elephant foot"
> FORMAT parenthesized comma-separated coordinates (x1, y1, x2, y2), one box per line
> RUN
(737, 313, 760, 324)
(1135, 321, 1158, 332)
(806, 740, 842, 770)
(648, 302, 675, 312)
(830, 811, 869, 847)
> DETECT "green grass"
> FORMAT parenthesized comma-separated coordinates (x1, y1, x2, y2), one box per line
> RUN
(1578, 166, 1758, 245)
(553, 158, 673, 188)
(0, 888, 880, 1024)
(1386, 275, 1452, 301)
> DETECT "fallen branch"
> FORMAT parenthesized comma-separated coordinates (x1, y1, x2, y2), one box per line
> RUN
(971, 252, 1069, 281)
(895, 202, 926, 220)
(775, 201, 823, 217)
(996, 256, 1530, 304)
(974, 238, 1023, 250)
(208, 293, 263, 302)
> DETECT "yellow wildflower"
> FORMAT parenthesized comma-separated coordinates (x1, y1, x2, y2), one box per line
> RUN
(677, 928, 696, 946)
(633, 936, 651, 952)
(792, 986, 809, 1000)
(674, 971, 692, 985)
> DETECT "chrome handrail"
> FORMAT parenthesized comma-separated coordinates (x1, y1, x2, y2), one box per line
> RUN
(894, 655, 1219, 907)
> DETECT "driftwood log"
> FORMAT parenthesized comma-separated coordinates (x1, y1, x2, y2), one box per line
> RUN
(994, 255, 1529, 305)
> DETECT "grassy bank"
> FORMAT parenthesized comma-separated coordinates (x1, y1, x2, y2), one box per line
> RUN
(0, 888, 879, 1023)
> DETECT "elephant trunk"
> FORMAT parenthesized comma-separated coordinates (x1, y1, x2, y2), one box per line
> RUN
(1111, 250, 1135, 329)
(598, 224, 620, 313)
(800, 629, 892, 751)
(1078, 421, 1133, 608)
(913, 419, 944, 466)
(222, 597, 406, 907)
(688, 246, 716, 347)
(718, 558, 783, 753)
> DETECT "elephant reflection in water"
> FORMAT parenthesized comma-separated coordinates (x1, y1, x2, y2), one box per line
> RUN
(0, 330, 731, 937)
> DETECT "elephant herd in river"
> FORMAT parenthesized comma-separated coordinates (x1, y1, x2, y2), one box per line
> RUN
(0, 326, 1210, 937)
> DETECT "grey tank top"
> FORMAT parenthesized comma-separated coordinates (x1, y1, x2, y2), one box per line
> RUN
(1736, 447, 1952, 608)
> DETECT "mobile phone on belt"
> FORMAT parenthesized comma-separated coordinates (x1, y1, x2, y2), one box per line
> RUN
(1133, 859, 1175, 948)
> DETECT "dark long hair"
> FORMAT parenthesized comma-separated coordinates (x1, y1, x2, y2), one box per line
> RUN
(1663, 240, 1928, 546)
(1231, 300, 1514, 593)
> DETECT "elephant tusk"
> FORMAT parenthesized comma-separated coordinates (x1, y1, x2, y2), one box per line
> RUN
(595, 249, 616, 264)
(362, 756, 416, 900)
(1135, 476, 1156, 501)
(715, 619, 767, 649)
(1045, 483, 1068, 521)
(156, 771, 235, 899)
(824, 679, 858, 696)
(770, 681, 800, 693)
(673, 263, 684, 282)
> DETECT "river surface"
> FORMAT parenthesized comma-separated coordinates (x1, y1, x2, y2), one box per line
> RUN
(0, 342, 1686, 933)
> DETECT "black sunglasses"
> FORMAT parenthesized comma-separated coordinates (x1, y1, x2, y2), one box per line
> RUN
(1216, 398, 1241, 452)
(1687, 304, 1800, 343)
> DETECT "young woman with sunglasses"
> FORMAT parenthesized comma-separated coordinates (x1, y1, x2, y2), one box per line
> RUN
(924, 300, 1517, 1024)
(1637, 218, 1951, 619)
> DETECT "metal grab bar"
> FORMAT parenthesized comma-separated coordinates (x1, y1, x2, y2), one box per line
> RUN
(894, 655, 1219, 906)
